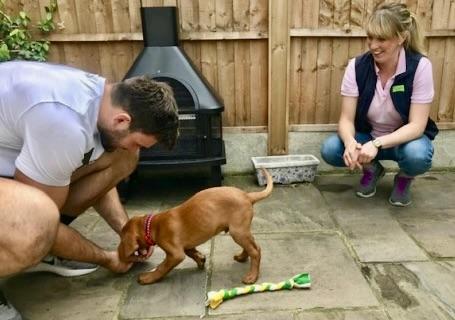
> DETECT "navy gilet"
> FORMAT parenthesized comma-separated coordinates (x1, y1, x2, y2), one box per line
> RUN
(354, 50, 438, 140)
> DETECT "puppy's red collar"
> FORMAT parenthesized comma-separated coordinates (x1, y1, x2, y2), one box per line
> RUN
(144, 214, 156, 246)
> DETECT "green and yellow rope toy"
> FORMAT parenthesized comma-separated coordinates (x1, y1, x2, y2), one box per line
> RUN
(205, 273, 311, 309)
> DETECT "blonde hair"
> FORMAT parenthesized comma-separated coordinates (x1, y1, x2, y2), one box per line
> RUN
(366, 3, 425, 54)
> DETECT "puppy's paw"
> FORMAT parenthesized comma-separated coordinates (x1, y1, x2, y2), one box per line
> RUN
(234, 251, 248, 263)
(138, 271, 159, 285)
(196, 255, 206, 269)
(190, 251, 206, 269)
(242, 272, 258, 284)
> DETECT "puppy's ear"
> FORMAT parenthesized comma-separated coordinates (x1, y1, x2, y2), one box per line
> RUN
(118, 233, 139, 262)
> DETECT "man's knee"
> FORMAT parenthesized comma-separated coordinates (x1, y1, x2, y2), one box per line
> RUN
(0, 180, 59, 275)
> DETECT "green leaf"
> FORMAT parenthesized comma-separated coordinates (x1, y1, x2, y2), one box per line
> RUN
(0, 0, 57, 61)
(0, 42, 10, 61)
(9, 29, 19, 37)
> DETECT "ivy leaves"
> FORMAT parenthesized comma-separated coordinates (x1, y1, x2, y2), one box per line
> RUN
(0, 0, 58, 62)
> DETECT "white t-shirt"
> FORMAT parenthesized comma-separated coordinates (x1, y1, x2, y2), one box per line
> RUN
(0, 61, 106, 186)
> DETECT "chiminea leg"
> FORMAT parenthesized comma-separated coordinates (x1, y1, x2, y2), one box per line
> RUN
(209, 165, 222, 187)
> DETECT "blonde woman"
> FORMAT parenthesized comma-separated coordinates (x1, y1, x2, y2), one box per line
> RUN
(320, 3, 438, 206)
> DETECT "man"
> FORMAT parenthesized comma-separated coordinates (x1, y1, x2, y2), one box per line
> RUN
(0, 61, 179, 319)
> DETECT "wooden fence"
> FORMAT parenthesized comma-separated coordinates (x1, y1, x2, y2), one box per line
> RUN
(4, 0, 455, 147)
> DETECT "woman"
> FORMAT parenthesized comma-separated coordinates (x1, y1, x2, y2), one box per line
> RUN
(320, 3, 438, 207)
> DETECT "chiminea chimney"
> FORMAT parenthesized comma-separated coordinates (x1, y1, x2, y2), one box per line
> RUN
(141, 6, 179, 46)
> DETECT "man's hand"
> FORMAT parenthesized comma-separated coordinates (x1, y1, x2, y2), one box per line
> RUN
(343, 140, 362, 170)
(105, 251, 134, 273)
(358, 141, 379, 164)
(130, 246, 154, 263)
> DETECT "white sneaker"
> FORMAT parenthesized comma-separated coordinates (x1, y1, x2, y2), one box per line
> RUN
(25, 255, 99, 277)
(0, 290, 22, 320)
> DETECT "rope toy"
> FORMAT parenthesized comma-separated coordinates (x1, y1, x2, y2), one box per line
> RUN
(205, 273, 311, 309)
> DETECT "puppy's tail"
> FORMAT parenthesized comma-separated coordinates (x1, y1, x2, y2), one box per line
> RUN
(247, 168, 273, 204)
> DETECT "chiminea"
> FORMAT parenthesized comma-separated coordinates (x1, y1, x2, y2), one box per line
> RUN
(123, 6, 226, 189)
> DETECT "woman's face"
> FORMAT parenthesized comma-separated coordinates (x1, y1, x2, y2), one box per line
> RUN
(366, 35, 402, 66)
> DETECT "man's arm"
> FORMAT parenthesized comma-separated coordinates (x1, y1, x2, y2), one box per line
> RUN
(61, 149, 137, 234)
(93, 187, 129, 235)
(51, 222, 132, 273)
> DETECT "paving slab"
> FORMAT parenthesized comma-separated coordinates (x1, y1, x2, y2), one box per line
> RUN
(404, 262, 455, 317)
(397, 208, 455, 258)
(209, 233, 378, 315)
(84, 218, 123, 251)
(120, 268, 207, 319)
(410, 174, 455, 210)
(364, 262, 455, 320)
(69, 208, 99, 235)
(119, 242, 211, 319)
(3, 269, 129, 320)
(331, 207, 428, 262)
(224, 175, 335, 233)
(315, 172, 455, 211)
(2, 173, 455, 320)
(295, 309, 389, 320)
(207, 311, 295, 319)
(252, 184, 335, 233)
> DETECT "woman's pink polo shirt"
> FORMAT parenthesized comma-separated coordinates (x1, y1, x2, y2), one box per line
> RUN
(341, 48, 434, 138)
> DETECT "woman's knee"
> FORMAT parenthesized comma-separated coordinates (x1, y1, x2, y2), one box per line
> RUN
(398, 138, 434, 175)
(320, 134, 345, 167)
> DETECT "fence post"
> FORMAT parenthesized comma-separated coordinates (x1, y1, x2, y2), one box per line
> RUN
(268, 0, 290, 155)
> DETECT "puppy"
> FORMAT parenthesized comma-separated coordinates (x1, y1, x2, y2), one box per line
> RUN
(118, 169, 273, 285)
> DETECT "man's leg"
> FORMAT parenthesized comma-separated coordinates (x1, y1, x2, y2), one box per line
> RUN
(49, 223, 132, 273)
(26, 149, 138, 276)
(0, 178, 59, 320)
(0, 178, 59, 276)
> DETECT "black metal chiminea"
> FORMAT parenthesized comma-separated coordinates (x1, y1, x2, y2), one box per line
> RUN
(124, 6, 226, 186)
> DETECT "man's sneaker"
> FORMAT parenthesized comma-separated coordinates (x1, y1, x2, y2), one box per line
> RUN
(0, 290, 22, 320)
(389, 173, 414, 207)
(25, 255, 99, 277)
(355, 162, 385, 198)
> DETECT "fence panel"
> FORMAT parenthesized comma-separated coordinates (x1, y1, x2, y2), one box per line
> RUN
(3, 0, 455, 127)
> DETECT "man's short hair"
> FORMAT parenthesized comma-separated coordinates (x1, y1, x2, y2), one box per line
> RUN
(111, 76, 179, 149)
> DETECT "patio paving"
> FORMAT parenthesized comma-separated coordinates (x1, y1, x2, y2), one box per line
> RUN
(2, 170, 455, 320)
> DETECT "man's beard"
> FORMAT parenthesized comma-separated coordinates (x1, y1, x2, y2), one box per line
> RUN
(98, 126, 128, 152)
